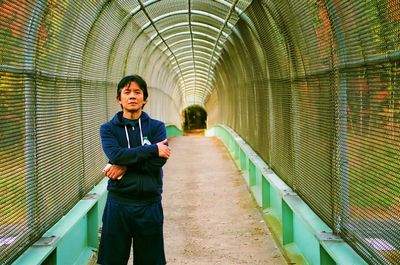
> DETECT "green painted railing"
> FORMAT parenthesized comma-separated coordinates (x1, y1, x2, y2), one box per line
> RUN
(166, 124, 183, 137)
(13, 178, 108, 265)
(209, 125, 367, 265)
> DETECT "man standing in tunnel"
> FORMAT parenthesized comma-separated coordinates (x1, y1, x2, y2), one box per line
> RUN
(98, 75, 171, 265)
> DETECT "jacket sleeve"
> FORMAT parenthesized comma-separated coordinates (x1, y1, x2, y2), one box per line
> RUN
(100, 123, 158, 165)
(142, 121, 168, 172)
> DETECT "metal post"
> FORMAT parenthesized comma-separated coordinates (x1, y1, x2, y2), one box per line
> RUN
(324, 0, 349, 233)
(24, 0, 48, 229)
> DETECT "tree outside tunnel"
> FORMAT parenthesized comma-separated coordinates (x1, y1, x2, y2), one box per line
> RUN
(182, 105, 207, 133)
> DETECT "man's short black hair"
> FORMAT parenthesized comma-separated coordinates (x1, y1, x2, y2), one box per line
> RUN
(117, 75, 148, 100)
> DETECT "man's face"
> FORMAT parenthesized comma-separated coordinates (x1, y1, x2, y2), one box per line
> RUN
(118, 82, 146, 112)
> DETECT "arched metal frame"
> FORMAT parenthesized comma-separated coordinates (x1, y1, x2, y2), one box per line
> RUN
(102, 0, 252, 108)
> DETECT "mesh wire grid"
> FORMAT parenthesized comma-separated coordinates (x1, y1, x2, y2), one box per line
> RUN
(212, 1, 400, 264)
(1, 0, 400, 264)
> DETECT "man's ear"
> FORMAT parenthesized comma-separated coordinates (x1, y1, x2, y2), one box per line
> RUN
(116, 96, 123, 109)
(142, 99, 148, 109)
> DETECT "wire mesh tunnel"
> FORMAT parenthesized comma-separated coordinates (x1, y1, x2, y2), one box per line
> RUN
(0, 0, 399, 264)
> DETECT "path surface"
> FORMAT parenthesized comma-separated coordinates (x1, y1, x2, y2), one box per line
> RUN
(146, 136, 287, 265)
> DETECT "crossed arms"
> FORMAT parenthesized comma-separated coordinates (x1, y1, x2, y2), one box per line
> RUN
(100, 123, 171, 180)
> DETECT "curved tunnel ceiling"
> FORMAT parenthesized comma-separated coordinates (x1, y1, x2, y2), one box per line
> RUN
(116, 0, 253, 108)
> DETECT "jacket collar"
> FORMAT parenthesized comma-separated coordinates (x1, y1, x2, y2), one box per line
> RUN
(111, 111, 150, 126)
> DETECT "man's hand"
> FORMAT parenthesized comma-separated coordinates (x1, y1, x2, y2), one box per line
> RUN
(103, 164, 127, 180)
(157, 139, 171, 159)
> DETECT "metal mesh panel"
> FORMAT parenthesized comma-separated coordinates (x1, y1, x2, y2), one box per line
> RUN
(292, 76, 335, 226)
(81, 0, 127, 82)
(0, 72, 31, 264)
(81, 79, 109, 190)
(338, 65, 400, 264)
(329, 1, 400, 263)
(35, 76, 83, 227)
(269, 79, 295, 186)
(115, 0, 139, 13)
(0, 0, 38, 67)
(145, 0, 187, 21)
(192, 0, 233, 22)
(211, 0, 400, 264)
(1, 1, 40, 263)
(0, 1, 110, 263)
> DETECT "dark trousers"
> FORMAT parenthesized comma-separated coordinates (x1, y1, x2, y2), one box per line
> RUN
(97, 198, 166, 265)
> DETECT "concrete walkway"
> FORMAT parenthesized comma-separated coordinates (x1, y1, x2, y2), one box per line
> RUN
(130, 135, 287, 265)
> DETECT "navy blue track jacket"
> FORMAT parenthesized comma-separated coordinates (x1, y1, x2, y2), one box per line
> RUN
(100, 111, 167, 204)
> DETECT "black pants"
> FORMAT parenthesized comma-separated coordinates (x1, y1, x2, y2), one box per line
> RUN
(97, 198, 166, 265)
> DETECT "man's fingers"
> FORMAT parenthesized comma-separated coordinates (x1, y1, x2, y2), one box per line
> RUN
(108, 172, 118, 180)
(163, 147, 171, 158)
(157, 140, 171, 158)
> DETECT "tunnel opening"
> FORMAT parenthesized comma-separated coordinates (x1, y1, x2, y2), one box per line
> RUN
(182, 105, 208, 135)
